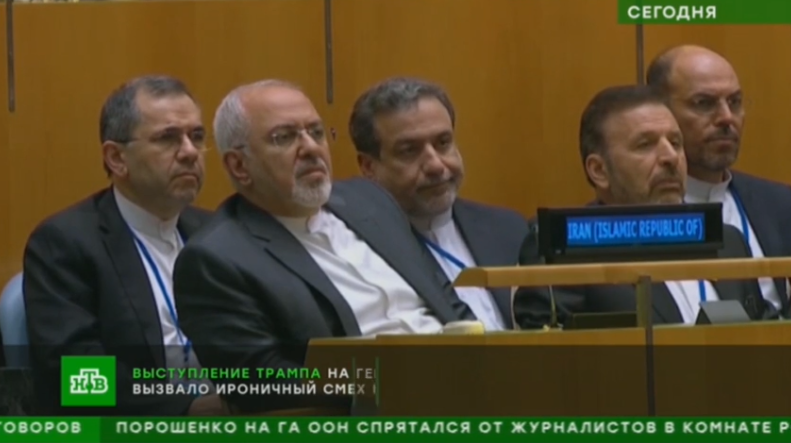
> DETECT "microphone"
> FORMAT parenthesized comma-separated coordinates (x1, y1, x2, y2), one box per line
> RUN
(533, 222, 561, 330)
(547, 285, 560, 329)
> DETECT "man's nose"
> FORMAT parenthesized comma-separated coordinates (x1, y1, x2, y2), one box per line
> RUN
(176, 135, 204, 161)
(657, 138, 681, 166)
(713, 101, 738, 128)
(422, 146, 447, 175)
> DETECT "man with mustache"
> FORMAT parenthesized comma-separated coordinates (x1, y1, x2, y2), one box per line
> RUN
(513, 85, 775, 328)
(173, 80, 473, 413)
(349, 77, 530, 331)
(23, 76, 223, 415)
(646, 45, 791, 317)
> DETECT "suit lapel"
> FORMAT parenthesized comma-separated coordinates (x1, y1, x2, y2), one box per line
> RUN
(452, 202, 513, 326)
(237, 196, 362, 336)
(650, 283, 684, 323)
(731, 174, 782, 257)
(328, 194, 458, 323)
(176, 207, 205, 240)
(730, 174, 786, 299)
(97, 189, 165, 367)
(711, 279, 743, 303)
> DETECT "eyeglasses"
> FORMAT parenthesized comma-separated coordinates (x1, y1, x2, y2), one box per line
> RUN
(120, 128, 210, 154)
(686, 95, 746, 117)
(269, 125, 332, 149)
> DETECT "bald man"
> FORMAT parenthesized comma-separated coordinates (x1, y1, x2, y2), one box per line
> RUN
(647, 45, 791, 317)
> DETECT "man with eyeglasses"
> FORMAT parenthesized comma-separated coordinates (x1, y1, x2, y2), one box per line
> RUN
(23, 75, 224, 416)
(348, 77, 530, 331)
(647, 45, 791, 317)
(172, 79, 474, 414)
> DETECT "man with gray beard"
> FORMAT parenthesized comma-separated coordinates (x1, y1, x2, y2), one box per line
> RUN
(349, 77, 530, 331)
(172, 80, 473, 413)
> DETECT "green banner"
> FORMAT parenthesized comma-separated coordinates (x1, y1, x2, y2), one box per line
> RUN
(3, 417, 791, 442)
(618, 0, 791, 24)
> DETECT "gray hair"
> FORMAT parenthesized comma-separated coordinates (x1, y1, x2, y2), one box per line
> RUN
(213, 79, 302, 154)
(99, 75, 195, 175)
(100, 75, 195, 145)
(348, 77, 455, 158)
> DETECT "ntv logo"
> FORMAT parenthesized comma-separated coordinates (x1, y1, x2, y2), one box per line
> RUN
(60, 356, 117, 407)
(70, 368, 109, 395)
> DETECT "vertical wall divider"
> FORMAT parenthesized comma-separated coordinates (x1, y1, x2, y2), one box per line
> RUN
(323, 0, 334, 105)
(5, 0, 15, 112)
(636, 24, 645, 84)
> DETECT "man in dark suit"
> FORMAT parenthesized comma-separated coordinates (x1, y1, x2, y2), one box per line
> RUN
(23, 76, 222, 416)
(646, 45, 791, 317)
(514, 85, 776, 329)
(174, 79, 474, 413)
(349, 77, 529, 330)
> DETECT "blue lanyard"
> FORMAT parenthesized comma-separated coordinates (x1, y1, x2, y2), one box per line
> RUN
(730, 187, 751, 252)
(417, 234, 467, 270)
(697, 280, 707, 303)
(698, 186, 751, 304)
(132, 232, 192, 367)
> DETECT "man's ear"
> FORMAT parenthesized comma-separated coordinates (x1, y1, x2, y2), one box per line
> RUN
(102, 141, 127, 177)
(357, 153, 377, 179)
(585, 153, 610, 190)
(223, 150, 252, 187)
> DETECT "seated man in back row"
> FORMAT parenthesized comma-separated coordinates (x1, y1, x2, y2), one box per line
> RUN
(514, 85, 777, 329)
(173, 80, 475, 413)
(349, 77, 530, 330)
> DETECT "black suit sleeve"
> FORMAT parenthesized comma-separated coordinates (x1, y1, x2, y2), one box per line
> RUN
(23, 222, 194, 416)
(512, 222, 586, 329)
(363, 178, 475, 322)
(413, 237, 477, 322)
(174, 243, 348, 413)
(723, 226, 780, 321)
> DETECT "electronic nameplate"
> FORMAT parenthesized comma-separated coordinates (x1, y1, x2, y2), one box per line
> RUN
(536, 203, 724, 264)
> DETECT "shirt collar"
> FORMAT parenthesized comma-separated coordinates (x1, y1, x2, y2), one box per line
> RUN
(410, 208, 453, 234)
(275, 209, 329, 235)
(114, 187, 180, 242)
(685, 170, 733, 203)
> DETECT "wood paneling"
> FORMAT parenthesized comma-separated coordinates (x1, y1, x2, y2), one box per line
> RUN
(0, 0, 326, 285)
(0, 0, 634, 286)
(329, 0, 635, 215)
(0, 8, 9, 282)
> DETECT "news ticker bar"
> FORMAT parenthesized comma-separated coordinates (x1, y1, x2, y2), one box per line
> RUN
(618, 0, 791, 24)
(64, 361, 379, 408)
(1, 418, 791, 443)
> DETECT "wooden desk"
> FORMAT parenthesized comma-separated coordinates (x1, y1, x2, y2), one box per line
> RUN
(306, 258, 791, 416)
(308, 322, 791, 416)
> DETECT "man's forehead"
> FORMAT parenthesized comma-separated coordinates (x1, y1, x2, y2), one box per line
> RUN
(243, 87, 319, 129)
(136, 93, 201, 128)
(602, 104, 678, 145)
(670, 55, 740, 95)
(376, 99, 452, 137)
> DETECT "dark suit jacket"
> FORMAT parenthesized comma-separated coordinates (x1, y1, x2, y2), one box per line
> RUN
(416, 198, 530, 328)
(23, 187, 212, 416)
(731, 171, 791, 316)
(174, 178, 474, 413)
(514, 220, 777, 329)
(0, 329, 5, 367)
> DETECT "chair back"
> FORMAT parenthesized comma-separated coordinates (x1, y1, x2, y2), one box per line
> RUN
(0, 273, 29, 367)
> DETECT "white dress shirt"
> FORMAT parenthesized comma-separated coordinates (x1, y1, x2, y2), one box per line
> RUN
(411, 210, 507, 331)
(276, 209, 444, 337)
(685, 172, 782, 311)
(114, 188, 203, 374)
